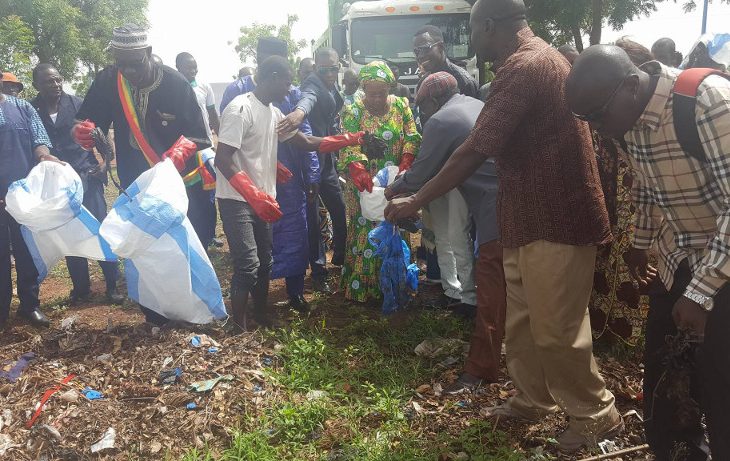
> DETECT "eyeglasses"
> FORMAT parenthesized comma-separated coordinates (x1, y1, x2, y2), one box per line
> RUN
(573, 70, 633, 123)
(317, 65, 340, 75)
(413, 42, 443, 57)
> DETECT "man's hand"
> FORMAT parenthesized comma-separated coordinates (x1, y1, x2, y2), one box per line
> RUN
(384, 185, 396, 201)
(673, 296, 708, 338)
(73, 120, 96, 150)
(277, 108, 306, 135)
(318, 132, 365, 154)
(277, 162, 293, 184)
(623, 247, 658, 286)
(37, 152, 64, 165)
(348, 162, 373, 193)
(307, 183, 319, 205)
(384, 195, 420, 223)
(88, 162, 108, 181)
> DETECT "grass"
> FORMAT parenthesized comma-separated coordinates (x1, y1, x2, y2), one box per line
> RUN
(181, 307, 539, 461)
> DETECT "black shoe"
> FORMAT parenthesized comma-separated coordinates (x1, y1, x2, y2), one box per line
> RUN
(443, 372, 484, 395)
(426, 294, 459, 310)
(211, 238, 224, 248)
(331, 253, 344, 267)
(69, 291, 91, 306)
(312, 278, 333, 294)
(106, 289, 125, 305)
(289, 295, 310, 313)
(17, 309, 50, 328)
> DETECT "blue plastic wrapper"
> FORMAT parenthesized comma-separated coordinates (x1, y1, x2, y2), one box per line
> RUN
(368, 221, 418, 315)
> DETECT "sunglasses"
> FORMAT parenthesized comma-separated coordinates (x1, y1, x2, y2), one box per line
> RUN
(414, 41, 443, 57)
(317, 65, 340, 75)
(573, 70, 633, 123)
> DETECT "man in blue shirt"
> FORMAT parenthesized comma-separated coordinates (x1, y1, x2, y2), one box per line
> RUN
(0, 72, 62, 328)
(31, 63, 123, 306)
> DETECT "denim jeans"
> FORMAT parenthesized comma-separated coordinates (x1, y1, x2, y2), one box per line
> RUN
(218, 198, 273, 294)
(0, 207, 39, 321)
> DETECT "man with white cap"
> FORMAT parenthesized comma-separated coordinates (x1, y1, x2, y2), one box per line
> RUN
(73, 24, 211, 325)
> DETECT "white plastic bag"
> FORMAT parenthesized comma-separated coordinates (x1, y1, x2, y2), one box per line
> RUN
(100, 160, 226, 324)
(5, 162, 116, 282)
(359, 165, 400, 222)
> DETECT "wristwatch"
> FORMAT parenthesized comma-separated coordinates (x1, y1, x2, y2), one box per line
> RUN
(683, 292, 715, 312)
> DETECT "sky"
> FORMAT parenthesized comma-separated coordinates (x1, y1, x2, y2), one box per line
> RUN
(147, 0, 730, 84)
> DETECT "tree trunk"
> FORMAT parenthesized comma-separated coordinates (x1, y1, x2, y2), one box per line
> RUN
(572, 25, 584, 51)
(590, 0, 603, 46)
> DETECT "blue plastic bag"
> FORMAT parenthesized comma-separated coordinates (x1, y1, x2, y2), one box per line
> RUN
(368, 221, 418, 314)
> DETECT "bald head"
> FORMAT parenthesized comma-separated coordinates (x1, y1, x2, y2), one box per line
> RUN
(652, 38, 676, 67)
(558, 44, 580, 65)
(473, 0, 526, 20)
(567, 45, 654, 138)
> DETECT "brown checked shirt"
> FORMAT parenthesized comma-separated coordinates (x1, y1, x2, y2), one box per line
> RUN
(626, 62, 730, 298)
(463, 28, 610, 249)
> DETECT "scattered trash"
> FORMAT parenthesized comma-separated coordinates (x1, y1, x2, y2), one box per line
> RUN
(90, 427, 116, 453)
(26, 374, 76, 428)
(432, 383, 443, 398)
(306, 390, 328, 401)
(188, 374, 233, 393)
(186, 402, 197, 410)
(598, 439, 618, 455)
(82, 387, 103, 401)
(414, 338, 467, 359)
(158, 368, 183, 385)
(623, 409, 643, 422)
(60, 315, 78, 330)
(150, 441, 163, 453)
(0, 434, 16, 456)
(58, 390, 79, 403)
(95, 353, 113, 363)
(252, 384, 264, 393)
(207, 347, 219, 354)
(455, 401, 468, 408)
(151, 326, 160, 336)
(37, 424, 62, 441)
(0, 410, 12, 432)
(162, 356, 173, 368)
(261, 356, 273, 366)
(0, 352, 35, 383)
(188, 334, 220, 349)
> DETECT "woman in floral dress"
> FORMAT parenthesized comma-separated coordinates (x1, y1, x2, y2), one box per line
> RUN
(338, 61, 421, 302)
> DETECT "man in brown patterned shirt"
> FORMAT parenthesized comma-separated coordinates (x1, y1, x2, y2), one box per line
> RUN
(385, 0, 621, 451)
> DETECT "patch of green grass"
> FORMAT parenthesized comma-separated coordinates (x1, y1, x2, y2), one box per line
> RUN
(186, 308, 523, 461)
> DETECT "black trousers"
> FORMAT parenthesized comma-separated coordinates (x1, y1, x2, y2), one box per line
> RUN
(308, 154, 346, 277)
(644, 262, 730, 460)
(0, 207, 39, 321)
(66, 175, 118, 295)
(186, 182, 216, 250)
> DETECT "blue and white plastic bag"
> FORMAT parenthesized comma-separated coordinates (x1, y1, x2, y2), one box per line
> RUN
(359, 165, 400, 222)
(100, 160, 226, 324)
(368, 221, 419, 315)
(5, 162, 116, 282)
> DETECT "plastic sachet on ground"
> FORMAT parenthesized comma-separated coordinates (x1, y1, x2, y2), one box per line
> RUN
(99, 160, 226, 324)
(5, 162, 117, 282)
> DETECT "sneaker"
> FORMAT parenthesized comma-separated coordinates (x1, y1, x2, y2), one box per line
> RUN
(106, 289, 125, 305)
(556, 417, 624, 453)
(443, 372, 483, 395)
(312, 278, 333, 294)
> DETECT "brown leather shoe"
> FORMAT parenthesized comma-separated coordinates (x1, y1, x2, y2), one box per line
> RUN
(481, 402, 539, 424)
(444, 372, 484, 395)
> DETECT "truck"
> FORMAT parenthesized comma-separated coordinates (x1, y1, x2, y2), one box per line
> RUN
(314, 0, 477, 96)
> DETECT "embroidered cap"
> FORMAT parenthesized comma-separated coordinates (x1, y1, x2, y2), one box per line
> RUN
(111, 24, 149, 51)
(415, 71, 457, 104)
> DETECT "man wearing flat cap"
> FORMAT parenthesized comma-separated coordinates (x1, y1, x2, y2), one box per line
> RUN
(73, 24, 211, 325)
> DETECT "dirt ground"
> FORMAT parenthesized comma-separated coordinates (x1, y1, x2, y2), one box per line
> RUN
(0, 243, 650, 460)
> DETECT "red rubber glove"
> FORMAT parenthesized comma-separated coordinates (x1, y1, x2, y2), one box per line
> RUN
(318, 131, 365, 153)
(276, 162, 293, 184)
(229, 171, 283, 223)
(398, 153, 415, 173)
(349, 162, 373, 193)
(73, 120, 96, 150)
(162, 136, 198, 172)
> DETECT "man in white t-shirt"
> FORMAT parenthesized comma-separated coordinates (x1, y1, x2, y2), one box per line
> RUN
(216, 56, 373, 329)
(176, 52, 220, 141)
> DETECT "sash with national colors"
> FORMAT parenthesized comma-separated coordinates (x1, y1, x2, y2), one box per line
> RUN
(117, 72, 216, 190)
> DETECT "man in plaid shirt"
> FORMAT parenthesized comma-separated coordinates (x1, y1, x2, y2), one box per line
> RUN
(567, 44, 730, 461)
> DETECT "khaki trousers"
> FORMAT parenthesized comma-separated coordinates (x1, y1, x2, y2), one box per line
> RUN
(503, 240, 619, 433)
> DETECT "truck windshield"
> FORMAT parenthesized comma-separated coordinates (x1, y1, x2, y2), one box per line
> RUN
(350, 14, 472, 65)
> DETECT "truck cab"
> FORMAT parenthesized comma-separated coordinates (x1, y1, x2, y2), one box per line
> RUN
(323, 0, 476, 97)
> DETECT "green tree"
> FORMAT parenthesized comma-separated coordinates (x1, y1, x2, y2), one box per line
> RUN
(328, 0, 348, 26)
(0, 0, 147, 94)
(0, 15, 35, 78)
(234, 14, 308, 70)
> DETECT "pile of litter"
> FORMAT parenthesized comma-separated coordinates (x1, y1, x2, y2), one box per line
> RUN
(0, 321, 273, 460)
